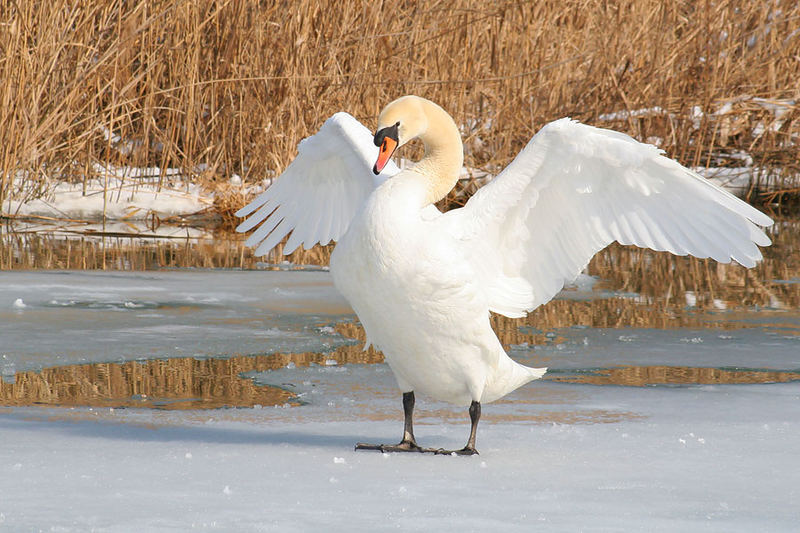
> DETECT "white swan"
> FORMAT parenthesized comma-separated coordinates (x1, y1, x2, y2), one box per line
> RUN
(237, 95, 773, 455)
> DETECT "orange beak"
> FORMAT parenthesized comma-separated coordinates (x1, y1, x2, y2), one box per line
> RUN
(373, 136, 398, 175)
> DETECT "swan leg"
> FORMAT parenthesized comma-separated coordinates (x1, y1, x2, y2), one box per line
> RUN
(355, 395, 481, 456)
(355, 391, 423, 452)
(400, 390, 419, 447)
(413, 400, 480, 455)
(454, 400, 481, 455)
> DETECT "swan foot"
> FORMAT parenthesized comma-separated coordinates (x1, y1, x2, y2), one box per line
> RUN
(446, 446, 479, 456)
(427, 445, 479, 456)
(355, 391, 427, 453)
(354, 442, 477, 455)
(354, 440, 424, 453)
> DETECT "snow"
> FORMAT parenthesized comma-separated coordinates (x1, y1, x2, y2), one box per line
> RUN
(694, 166, 788, 198)
(1, 269, 799, 531)
(6, 174, 211, 221)
(597, 106, 669, 122)
(1, 380, 798, 531)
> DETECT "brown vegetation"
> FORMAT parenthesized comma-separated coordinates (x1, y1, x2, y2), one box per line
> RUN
(2, 0, 799, 219)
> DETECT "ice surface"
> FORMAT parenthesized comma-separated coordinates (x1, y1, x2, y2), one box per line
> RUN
(1, 270, 798, 531)
(0, 270, 352, 373)
(0, 379, 798, 531)
(510, 320, 800, 372)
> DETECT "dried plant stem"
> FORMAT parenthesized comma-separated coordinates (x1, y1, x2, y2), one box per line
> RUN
(0, 0, 798, 216)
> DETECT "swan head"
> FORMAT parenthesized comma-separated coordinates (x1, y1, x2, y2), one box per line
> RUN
(372, 96, 428, 175)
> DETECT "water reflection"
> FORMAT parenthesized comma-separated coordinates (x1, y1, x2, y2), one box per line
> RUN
(548, 366, 800, 387)
(1, 218, 798, 412)
(0, 221, 331, 270)
(2, 320, 797, 410)
(3, 219, 798, 309)
(0, 323, 382, 409)
(1, 356, 296, 410)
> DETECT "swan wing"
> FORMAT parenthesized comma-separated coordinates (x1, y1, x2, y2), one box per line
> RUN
(236, 112, 397, 256)
(447, 118, 773, 318)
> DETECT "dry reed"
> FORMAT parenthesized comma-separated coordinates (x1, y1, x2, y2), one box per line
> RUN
(1, 0, 799, 218)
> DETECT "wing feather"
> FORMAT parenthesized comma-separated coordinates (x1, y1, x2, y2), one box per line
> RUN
(442, 118, 773, 316)
(237, 196, 276, 233)
(319, 181, 339, 245)
(255, 215, 295, 257)
(236, 112, 399, 256)
(245, 204, 286, 248)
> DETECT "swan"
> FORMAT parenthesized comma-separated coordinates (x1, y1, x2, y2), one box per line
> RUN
(236, 95, 773, 455)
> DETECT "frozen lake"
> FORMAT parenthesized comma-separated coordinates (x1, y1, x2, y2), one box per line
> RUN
(1, 226, 799, 531)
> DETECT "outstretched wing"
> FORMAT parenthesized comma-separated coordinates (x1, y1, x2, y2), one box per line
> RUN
(445, 118, 773, 318)
(236, 112, 397, 256)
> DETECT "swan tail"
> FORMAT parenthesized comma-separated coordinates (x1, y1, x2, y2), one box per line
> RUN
(481, 354, 547, 404)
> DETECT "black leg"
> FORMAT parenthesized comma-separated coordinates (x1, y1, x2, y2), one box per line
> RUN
(457, 400, 481, 455)
(354, 394, 481, 456)
(401, 391, 417, 445)
(355, 391, 423, 453)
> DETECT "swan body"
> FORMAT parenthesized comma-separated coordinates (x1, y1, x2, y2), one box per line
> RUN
(331, 168, 544, 406)
(237, 96, 773, 453)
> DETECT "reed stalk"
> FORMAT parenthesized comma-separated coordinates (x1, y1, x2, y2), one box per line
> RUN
(1, 0, 798, 216)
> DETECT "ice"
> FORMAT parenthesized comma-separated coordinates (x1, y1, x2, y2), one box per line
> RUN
(0, 270, 798, 530)
(0, 380, 798, 531)
(511, 322, 800, 372)
(0, 270, 352, 373)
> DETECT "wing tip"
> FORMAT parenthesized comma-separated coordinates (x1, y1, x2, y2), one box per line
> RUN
(751, 211, 774, 228)
(234, 205, 253, 219)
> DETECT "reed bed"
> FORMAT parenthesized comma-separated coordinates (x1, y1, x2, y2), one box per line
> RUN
(2, 0, 799, 219)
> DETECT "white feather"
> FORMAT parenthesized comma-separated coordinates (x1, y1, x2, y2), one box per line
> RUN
(236, 112, 399, 253)
(442, 118, 773, 316)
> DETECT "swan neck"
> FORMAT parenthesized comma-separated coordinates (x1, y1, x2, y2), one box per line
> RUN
(414, 101, 463, 205)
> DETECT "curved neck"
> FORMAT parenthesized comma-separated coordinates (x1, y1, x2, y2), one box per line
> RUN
(412, 100, 463, 205)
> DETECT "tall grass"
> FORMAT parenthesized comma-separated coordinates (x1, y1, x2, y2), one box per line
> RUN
(1, 0, 798, 215)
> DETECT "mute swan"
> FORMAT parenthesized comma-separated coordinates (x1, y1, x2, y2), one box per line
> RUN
(236, 95, 773, 455)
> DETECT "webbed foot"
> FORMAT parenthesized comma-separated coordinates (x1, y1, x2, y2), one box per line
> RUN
(355, 440, 423, 453)
(355, 441, 479, 455)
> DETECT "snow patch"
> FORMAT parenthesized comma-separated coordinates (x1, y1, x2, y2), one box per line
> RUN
(6, 173, 211, 221)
